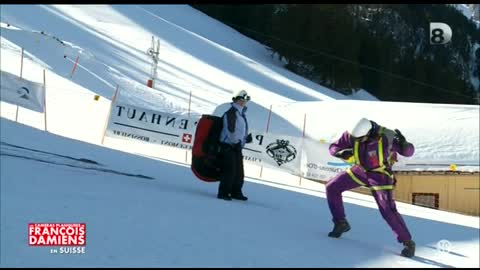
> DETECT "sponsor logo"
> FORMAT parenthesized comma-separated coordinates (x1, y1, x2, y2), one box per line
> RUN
(307, 163, 345, 174)
(115, 105, 194, 131)
(266, 139, 297, 166)
(17, 86, 30, 100)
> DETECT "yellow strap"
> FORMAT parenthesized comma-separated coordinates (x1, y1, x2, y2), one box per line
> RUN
(354, 140, 360, 165)
(345, 156, 355, 164)
(370, 185, 394, 191)
(371, 167, 393, 178)
(371, 135, 393, 177)
(346, 168, 366, 186)
(346, 169, 394, 191)
(378, 136, 384, 167)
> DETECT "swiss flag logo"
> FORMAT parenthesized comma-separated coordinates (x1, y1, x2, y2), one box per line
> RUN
(182, 133, 192, 143)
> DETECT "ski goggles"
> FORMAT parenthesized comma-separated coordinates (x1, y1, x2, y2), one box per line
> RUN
(235, 94, 251, 102)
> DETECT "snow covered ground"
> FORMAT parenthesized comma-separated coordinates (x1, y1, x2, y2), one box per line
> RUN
(2, 118, 479, 268)
(1, 4, 479, 267)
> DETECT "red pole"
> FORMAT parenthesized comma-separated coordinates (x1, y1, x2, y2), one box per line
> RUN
(70, 55, 80, 78)
(187, 91, 192, 118)
(302, 113, 307, 137)
(186, 91, 192, 163)
(43, 69, 47, 132)
(259, 104, 273, 178)
(265, 104, 272, 133)
(20, 48, 24, 78)
(16, 48, 24, 122)
(15, 105, 19, 122)
(299, 113, 307, 185)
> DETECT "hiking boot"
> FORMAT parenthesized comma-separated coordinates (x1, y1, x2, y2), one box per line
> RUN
(231, 193, 248, 201)
(217, 194, 232, 201)
(401, 240, 415, 258)
(328, 220, 351, 238)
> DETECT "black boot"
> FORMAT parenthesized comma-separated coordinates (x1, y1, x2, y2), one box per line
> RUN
(217, 194, 232, 201)
(328, 220, 351, 238)
(401, 240, 415, 258)
(231, 193, 248, 201)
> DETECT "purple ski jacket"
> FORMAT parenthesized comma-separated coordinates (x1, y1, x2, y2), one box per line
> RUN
(329, 125, 414, 179)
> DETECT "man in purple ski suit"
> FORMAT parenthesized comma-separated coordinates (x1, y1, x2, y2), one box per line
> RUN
(326, 118, 416, 258)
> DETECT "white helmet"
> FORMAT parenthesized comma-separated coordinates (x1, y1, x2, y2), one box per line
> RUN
(233, 90, 251, 101)
(349, 117, 372, 138)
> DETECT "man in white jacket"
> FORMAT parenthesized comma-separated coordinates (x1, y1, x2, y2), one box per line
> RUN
(215, 90, 253, 201)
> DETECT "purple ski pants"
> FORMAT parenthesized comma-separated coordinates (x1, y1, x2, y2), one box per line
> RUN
(325, 171, 412, 242)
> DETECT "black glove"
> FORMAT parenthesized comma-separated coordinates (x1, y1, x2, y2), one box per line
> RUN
(394, 129, 407, 146)
(334, 148, 353, 160)
(245, 133, 253, 144)
(234, 142, 242, 152)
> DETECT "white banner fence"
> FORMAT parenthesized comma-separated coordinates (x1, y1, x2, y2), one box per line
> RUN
(0, 70, 46, 114)
(103, 89, 348, 182)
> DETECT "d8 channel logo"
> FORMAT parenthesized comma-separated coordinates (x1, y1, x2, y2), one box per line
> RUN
(430, 22, 452, 45)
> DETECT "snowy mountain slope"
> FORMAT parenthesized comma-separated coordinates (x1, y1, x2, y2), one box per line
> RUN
(2, 28, 479, 173)
(1, 117, 479, 267)
(0, 5, 345, 113)
(1, 5, 478, 171)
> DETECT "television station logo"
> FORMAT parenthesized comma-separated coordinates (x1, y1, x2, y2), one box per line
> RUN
(29, 223, 86, 254)
(436, 239, 452, 256)
(430, 22, 452, 45)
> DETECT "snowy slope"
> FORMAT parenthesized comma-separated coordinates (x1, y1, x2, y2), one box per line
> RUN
(347, 89, 380, 101)
(0, 5, 345, 115)
(1, 118, 479, 268)
(1, 5, 478, 171)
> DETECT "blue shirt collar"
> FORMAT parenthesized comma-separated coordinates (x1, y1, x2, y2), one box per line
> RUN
(231, 102, 247, 114)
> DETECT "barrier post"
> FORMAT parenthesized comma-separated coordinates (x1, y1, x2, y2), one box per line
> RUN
(70, 55, 80, 78)
(20, 48, 24, 78)
(43, 69, 47, 131)
(185, 91, 192, 163)
(101, 85, 119, 145)
(16, 48, 24, 122)
(299, 113, 306, 185)
(259, 104, 273, 178)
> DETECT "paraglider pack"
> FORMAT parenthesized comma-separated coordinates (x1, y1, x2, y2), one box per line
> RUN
(191, 114, 224, 182)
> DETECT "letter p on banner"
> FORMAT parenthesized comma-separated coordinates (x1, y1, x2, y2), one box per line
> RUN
(430, 22, 452, 45)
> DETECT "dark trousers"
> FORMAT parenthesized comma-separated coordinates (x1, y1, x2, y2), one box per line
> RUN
(218, 144, 244, 196)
